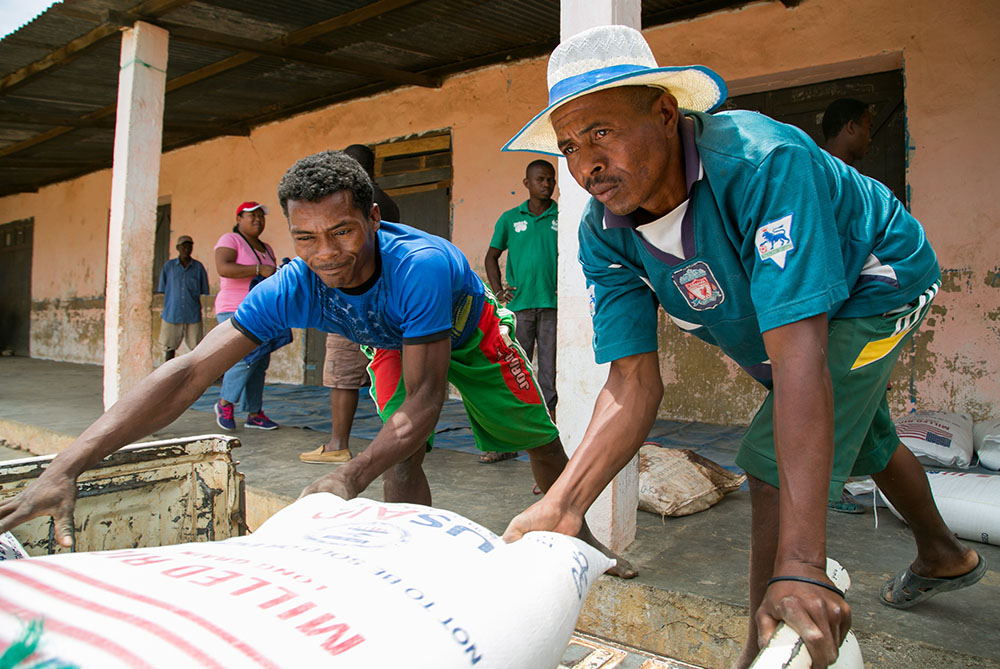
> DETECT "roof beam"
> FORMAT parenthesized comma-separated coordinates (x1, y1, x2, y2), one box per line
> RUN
(159, 0, 434, 96)
(0, 110, 245, 134)
(0, 23, 120, 94)
(0, 0, 194, 95)
(134, 19, 441, 88)
(0, 0, 432, 162)
(162, 38, 559, 152)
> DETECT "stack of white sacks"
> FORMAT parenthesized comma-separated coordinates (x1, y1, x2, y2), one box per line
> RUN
(882, 411, 1000, 546)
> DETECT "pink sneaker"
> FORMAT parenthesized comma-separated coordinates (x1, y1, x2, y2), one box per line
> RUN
(215, 401, 235, 430)
(245, 411, 279, 430)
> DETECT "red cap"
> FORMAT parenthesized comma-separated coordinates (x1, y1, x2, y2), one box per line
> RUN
(236, 201, 269, 216)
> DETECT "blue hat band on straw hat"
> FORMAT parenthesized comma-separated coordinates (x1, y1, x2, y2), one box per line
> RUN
(547, 63, 651, 105)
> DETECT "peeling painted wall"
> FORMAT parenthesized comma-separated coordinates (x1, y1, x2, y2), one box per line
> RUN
(0, 0, 997, 420)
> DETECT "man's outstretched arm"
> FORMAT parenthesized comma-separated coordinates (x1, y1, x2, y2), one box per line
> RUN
(300, 337, 451, 499)
(0, 321, 257, 545)
(755, 314, 850, 667)
(503, 351, 662, 540)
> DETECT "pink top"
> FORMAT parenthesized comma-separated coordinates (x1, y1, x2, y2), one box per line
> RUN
(213, 232, 277, 314)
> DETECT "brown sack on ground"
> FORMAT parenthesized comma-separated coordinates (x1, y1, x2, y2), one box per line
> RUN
(637, 443, 747, 518)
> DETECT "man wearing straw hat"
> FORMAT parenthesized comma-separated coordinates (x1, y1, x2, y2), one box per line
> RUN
(501, 24, 985, 668)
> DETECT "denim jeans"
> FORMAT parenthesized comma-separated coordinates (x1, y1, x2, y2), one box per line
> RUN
(217, 312, 270, 414)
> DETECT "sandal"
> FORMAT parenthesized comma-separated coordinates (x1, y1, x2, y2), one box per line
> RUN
(478, 450, 518, 464)
(828, 490, 864, 514)
(880, 554, 988, 609)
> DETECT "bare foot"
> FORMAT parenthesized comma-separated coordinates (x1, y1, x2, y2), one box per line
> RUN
(605, 553, 638, 579)
(578, 524, 638, 579)
(911, 545, 979, 580)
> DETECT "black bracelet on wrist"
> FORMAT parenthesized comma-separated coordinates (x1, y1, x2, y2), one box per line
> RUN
(767, 575, 845, 599)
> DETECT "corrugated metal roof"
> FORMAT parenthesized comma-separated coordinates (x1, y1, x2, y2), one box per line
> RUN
(0, 0, 761, 196)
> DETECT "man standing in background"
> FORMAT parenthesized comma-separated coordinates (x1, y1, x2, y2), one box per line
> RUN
(157, 235, 209, 362)
(823, 98, 872, 167)
(483, 160, 559, 463)
(300, 144, 403, 464)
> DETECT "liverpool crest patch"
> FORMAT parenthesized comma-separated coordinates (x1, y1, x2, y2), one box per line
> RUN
(672, 261, 724, 311)
(755, 213, 794, 269)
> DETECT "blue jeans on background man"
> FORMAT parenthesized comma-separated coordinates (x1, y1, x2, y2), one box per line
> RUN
(216, 312, 271, 414)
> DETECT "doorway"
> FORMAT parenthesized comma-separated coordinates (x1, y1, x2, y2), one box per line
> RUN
(719, 70, 906, 204)
(0, 218, 33, 356)
(376, 130, 453, 239)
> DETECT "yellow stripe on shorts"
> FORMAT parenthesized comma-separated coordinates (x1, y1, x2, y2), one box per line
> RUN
(850, 280, 939, 370)
(850, 327, 912, 370)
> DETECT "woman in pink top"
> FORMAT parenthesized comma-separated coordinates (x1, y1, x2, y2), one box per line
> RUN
(212, 201, 280, 431)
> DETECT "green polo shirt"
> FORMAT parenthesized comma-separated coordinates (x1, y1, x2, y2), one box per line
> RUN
(489, 200, 558, 311)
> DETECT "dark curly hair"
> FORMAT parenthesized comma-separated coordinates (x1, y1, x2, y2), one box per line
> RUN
(822, 98, 870, 141)
(277, 150, 374, 217)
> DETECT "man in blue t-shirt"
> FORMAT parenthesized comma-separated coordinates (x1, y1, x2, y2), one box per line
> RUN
(0, 151, 634, 579)
(156, 235, 209, 362)
(501, 25, 984, 668)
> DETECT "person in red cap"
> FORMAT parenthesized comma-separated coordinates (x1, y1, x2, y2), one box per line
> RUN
(212, 201, 280, 430)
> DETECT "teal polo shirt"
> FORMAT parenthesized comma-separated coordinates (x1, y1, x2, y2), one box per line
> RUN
(490, 200, 559, 311)
(578, 110, 939, 387)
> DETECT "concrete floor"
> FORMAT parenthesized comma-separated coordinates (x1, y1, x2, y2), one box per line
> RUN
(1, 356, 998, 667)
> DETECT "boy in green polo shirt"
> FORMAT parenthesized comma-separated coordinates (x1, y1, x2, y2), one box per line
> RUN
(484, 160, 559, 462)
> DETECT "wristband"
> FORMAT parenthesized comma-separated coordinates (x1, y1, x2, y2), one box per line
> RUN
(767, 576, 845, 599)
(255, 263, 260, 276)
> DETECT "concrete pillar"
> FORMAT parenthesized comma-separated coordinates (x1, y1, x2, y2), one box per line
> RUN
(104, 21, 168, 409)
(556, 0, 642, 552)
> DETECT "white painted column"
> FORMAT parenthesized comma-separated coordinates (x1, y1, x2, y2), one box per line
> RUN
(104, 21, 169, 409)
(557, 0, 642, 552)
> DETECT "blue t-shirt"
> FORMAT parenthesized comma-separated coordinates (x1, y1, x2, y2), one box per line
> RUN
(579, 110, 940, 387)
(232, 222, 485, 350)
(157, 258, 209, 324)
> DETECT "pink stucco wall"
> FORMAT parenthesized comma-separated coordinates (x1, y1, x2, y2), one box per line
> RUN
(1, 0, 996, 417)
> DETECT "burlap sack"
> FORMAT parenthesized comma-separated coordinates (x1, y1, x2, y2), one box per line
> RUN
(638, 444, 746, 517)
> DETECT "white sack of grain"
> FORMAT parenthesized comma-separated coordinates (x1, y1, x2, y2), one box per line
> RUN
(895, 411, 974, 468)
(0, 493, 612, 668)
(880, 471, 1000, 546)
(973, 417, 1000, 470)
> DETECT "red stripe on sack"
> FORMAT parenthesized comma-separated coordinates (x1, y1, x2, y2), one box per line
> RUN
(0, 592, 154, 669)
(475, 304, 542, 404)
(0, 564, 259, 669)
(369, 348, 402, 413)
(22, 560, 280, 668)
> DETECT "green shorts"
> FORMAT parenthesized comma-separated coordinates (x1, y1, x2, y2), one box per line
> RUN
(736, 282, 939, 502)
(362, 292, 558, 453)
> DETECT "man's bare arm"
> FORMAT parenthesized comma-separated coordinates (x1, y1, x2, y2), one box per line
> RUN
(756, 314, 849, 667)
(215, 246, 274, 279)
(0, 321, 257, 543)
(301, 337, 451, 498)
(484, 246, 513, 302)
(503, 352, 662, 540)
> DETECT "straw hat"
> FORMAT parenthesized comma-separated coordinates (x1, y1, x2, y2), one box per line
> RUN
(503, 24, 727, 156)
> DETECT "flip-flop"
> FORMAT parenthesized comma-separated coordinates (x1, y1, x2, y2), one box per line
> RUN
(880, 554, 988, 609)
(478, 450, 518, 464)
